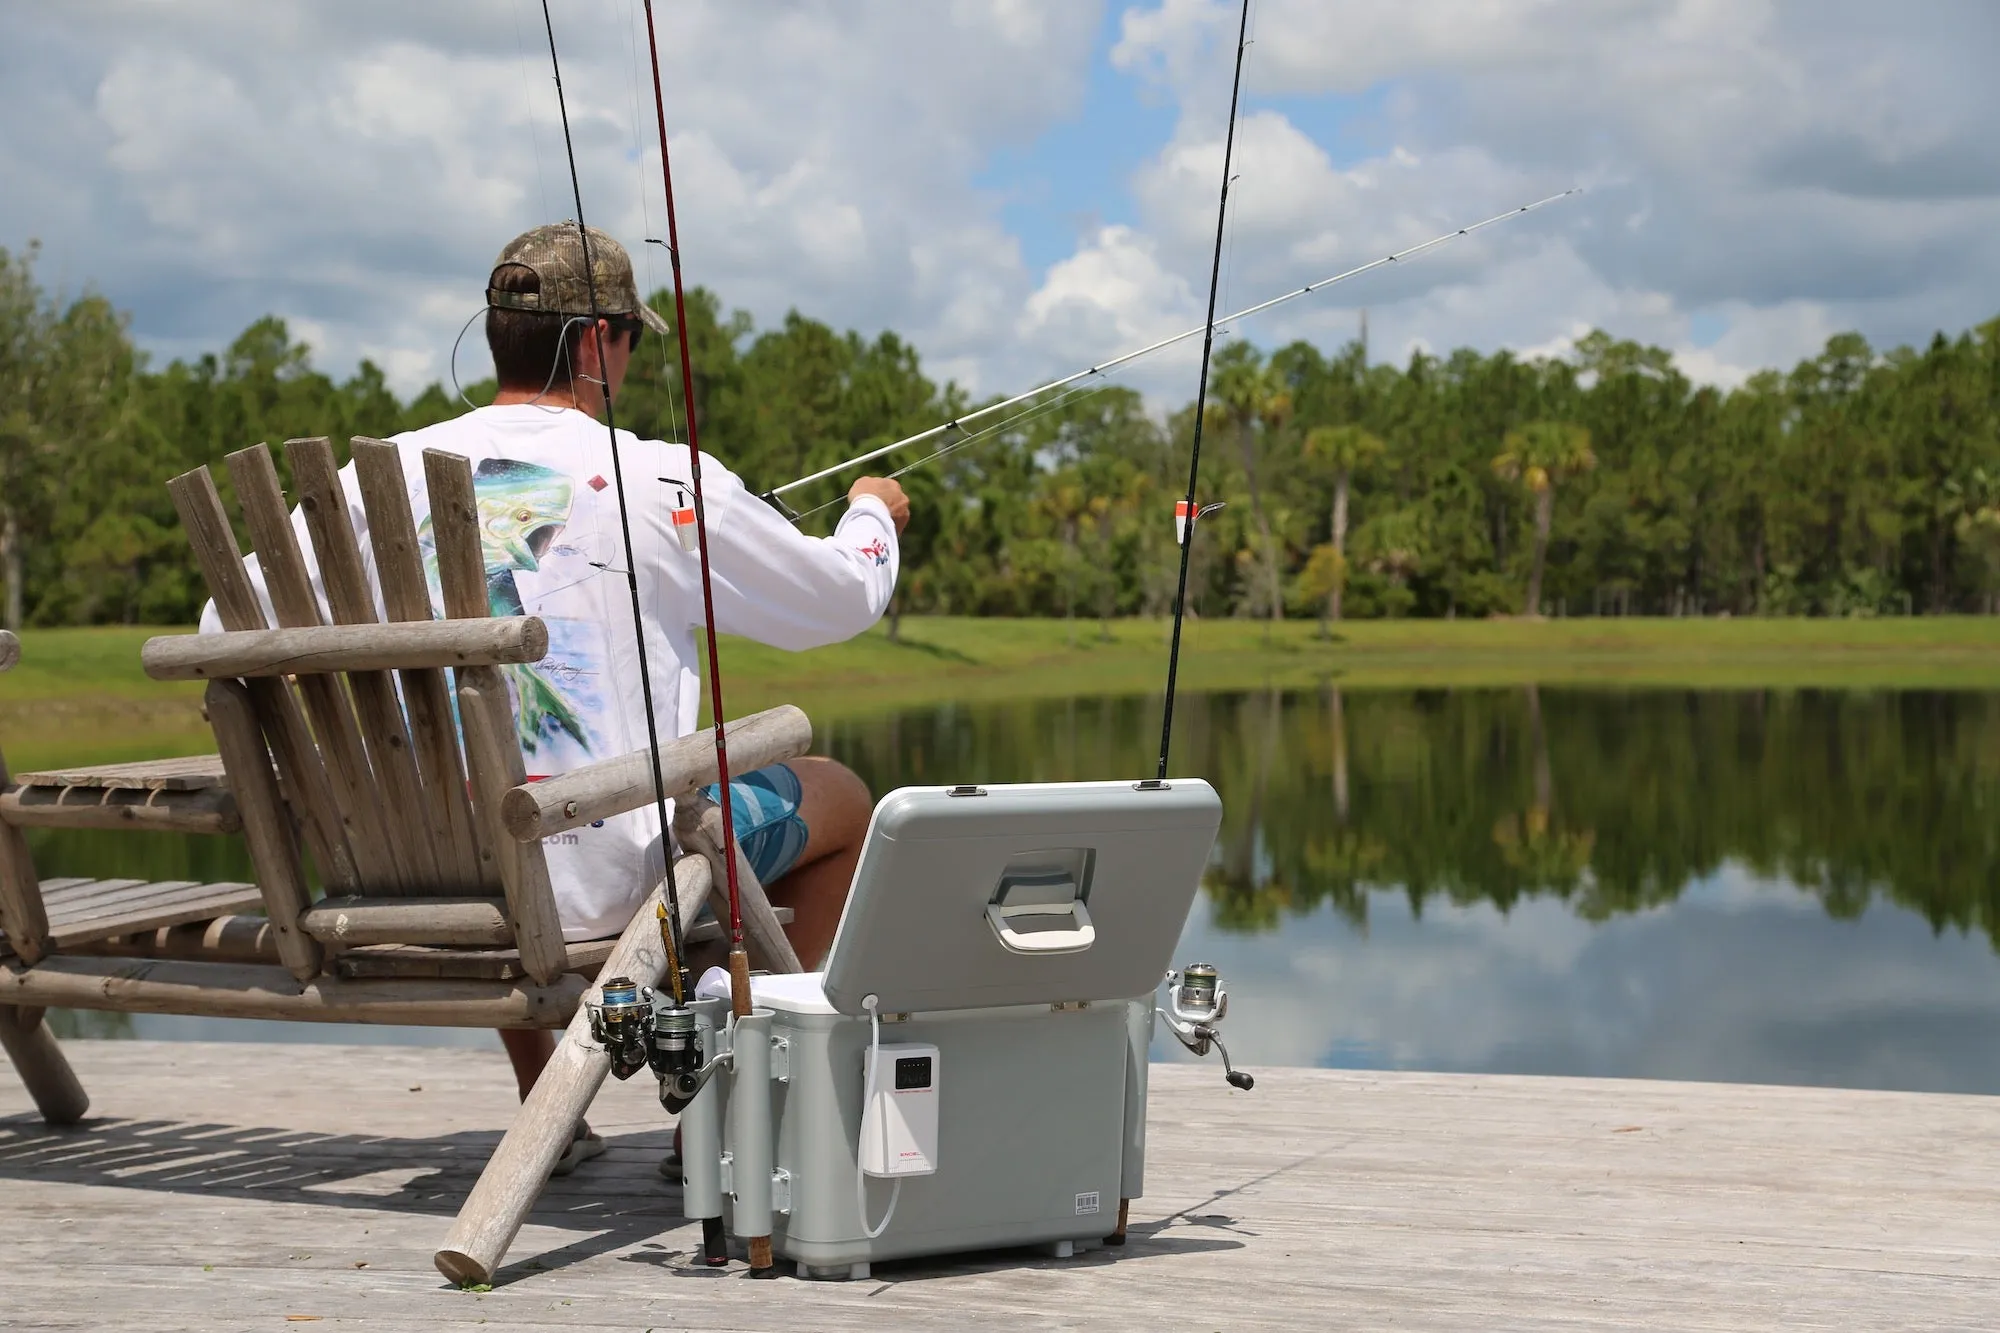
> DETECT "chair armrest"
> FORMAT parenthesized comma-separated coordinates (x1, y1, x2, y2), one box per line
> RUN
(141, 617, 549, 681)
(500, 704, 813, 842)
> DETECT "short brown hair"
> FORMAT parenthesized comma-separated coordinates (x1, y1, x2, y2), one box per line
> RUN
(485, 262, 581, 392)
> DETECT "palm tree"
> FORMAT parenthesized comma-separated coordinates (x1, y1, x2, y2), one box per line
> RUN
(1302, 424, 1385, 621)
(1492, 421, 1595, 617)
(1212, 343, 1290, 623)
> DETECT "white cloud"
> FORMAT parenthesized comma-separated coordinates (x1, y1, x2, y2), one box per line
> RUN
(1087, 0, 2000, 390)
(5, 0, 1997, 420)
(3, 0, 1101, 396)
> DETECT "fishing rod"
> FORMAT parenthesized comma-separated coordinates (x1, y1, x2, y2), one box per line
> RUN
(639, 0, 771, 1276)
(1150, 0, 1251, 784)
(536, 2, 692, 1008)
(764, 187, 1580, 508)
(638, 0, 751, 996)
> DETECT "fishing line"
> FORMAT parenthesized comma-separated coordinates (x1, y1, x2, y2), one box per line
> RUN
(766, 187, 1581, 505)
(780, 376, 1120, 525)
(539, 0, 692, 998)
(509, 0, 555, 222)
(1151, 0, 1253, 785)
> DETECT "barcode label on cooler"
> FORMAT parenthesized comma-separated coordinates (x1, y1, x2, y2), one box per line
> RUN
(1074, 1191, 1100, 1216)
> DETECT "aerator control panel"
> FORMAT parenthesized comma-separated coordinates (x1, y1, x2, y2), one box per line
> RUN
(861, 1042, 941, 1177)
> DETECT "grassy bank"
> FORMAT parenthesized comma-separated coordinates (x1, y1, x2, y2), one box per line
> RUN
(7, 616, 2000, 770)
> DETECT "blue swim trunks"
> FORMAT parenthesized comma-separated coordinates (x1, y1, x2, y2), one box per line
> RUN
(699, 762, 809, 884)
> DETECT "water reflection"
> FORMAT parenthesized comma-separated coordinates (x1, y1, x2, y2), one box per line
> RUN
(822, 686, 2000, 1094)
(823, 687, 2000, 951)
(26, 688, 2000, 1092)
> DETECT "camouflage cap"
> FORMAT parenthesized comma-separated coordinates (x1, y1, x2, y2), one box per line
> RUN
(486, 222, 670, 336)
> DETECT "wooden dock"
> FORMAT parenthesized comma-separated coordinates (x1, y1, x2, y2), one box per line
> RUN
(3, 1040, 1995, 1330)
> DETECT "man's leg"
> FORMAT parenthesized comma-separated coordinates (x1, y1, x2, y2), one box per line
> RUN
(499, 1029, 554, 1100)
(762, 756, 872, 969)
(688, 756, 872, 973)
(498, 1027, 604, 1174)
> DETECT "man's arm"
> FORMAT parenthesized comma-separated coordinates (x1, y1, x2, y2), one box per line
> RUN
(690, 459, 904, 651)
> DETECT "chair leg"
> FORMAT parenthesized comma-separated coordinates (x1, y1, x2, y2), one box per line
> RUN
(0, 1005, 88, 1126)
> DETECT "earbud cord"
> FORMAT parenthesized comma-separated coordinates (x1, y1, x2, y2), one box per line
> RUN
(857, 994, 902, 1239)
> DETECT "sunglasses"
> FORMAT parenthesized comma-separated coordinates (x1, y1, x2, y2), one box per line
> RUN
(607, 315, 645, 351)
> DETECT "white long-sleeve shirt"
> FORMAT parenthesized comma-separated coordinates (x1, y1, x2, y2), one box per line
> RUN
(200, 404, 899, 938)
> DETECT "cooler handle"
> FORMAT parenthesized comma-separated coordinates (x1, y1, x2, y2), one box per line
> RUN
(986, 900, 1096, 954)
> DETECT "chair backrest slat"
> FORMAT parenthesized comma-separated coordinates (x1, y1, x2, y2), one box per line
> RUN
(168, 461, 360, 894)
(166, 439, 567, 969)
(351, 437, 490, 892)
(287, 437, 444, 895)
(226, 443, 408, 894)
(421, 448, 568, 983)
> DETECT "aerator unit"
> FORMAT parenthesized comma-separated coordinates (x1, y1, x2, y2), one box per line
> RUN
(587, 778, 1249, 1279)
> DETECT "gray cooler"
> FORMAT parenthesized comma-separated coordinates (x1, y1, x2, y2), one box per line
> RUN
(690, 778, 1222, 1278)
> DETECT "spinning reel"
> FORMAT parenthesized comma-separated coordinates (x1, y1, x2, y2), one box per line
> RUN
(1159, 963, 1254, 1090)
(586, 975, 718, 1113)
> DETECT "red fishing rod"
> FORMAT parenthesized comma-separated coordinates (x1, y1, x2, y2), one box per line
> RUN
(636, 2, 750, 988)
(640, 0, 771, 1277)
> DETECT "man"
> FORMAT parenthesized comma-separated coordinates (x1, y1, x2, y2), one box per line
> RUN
(203, 223, 908, 1168)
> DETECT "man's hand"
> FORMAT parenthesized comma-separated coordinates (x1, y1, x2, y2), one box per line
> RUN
(848, 476, 910, 534)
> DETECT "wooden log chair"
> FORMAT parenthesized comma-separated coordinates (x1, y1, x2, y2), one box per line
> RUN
(0, 437, 811, 1275)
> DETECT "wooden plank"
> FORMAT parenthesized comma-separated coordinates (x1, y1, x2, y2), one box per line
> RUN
(226, 443, 404, 894)
(14, 753, 227, 792)
(289, 436, 443, 894)
(167, 463, 357, 893)
(45, 879, 185, 917)
(436, 850, 715, 1285)
(351, 436, 488, 893)
(250, 676, 360, 895)
(206, 678, 322, 983)
(48, 883, 264, 952)
(458, 668, 567, 987)
(299, 897, 512, 948)
(73, 914, 280, 966)
(421, 447, 489, 622)
(504, 704, 815, 841)
(1, 784, 240, 836)
(0, 956, 584, 1027)
(165, 465, 266, 632)
(423, 447, 570, 981)
(331, 944, 528, 982)
(16, 1053, 2000, 1330)
(141, 618, 548, 681)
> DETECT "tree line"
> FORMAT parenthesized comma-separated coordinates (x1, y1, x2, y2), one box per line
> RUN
(7, 238, 2000, 630)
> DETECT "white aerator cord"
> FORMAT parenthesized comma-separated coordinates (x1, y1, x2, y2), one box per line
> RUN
(856, 994, 902, 1239)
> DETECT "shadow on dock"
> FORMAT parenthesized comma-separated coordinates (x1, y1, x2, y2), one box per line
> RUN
(0, 1110, 676, 1240)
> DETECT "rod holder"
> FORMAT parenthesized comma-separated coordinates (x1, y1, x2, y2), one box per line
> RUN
(728, 1009, 776, 1273)
(1120, 997, 1153, 1204)
(680, 1000, 728, 1258)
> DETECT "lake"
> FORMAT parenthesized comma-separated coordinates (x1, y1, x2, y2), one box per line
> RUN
(25, 687, 2000, 1096)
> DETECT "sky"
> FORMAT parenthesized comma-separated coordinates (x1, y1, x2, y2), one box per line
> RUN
(6, 0, 2000, 405)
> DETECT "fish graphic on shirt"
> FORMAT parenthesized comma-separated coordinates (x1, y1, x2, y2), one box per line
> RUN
(421, 458, 600, 758)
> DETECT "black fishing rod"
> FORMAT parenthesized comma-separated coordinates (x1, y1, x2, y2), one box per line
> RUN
(1149, 0, 1253, 785)
(536, 2, 695, 999)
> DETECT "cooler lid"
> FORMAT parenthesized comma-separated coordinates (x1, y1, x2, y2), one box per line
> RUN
(820, 779, 1223, 1016)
